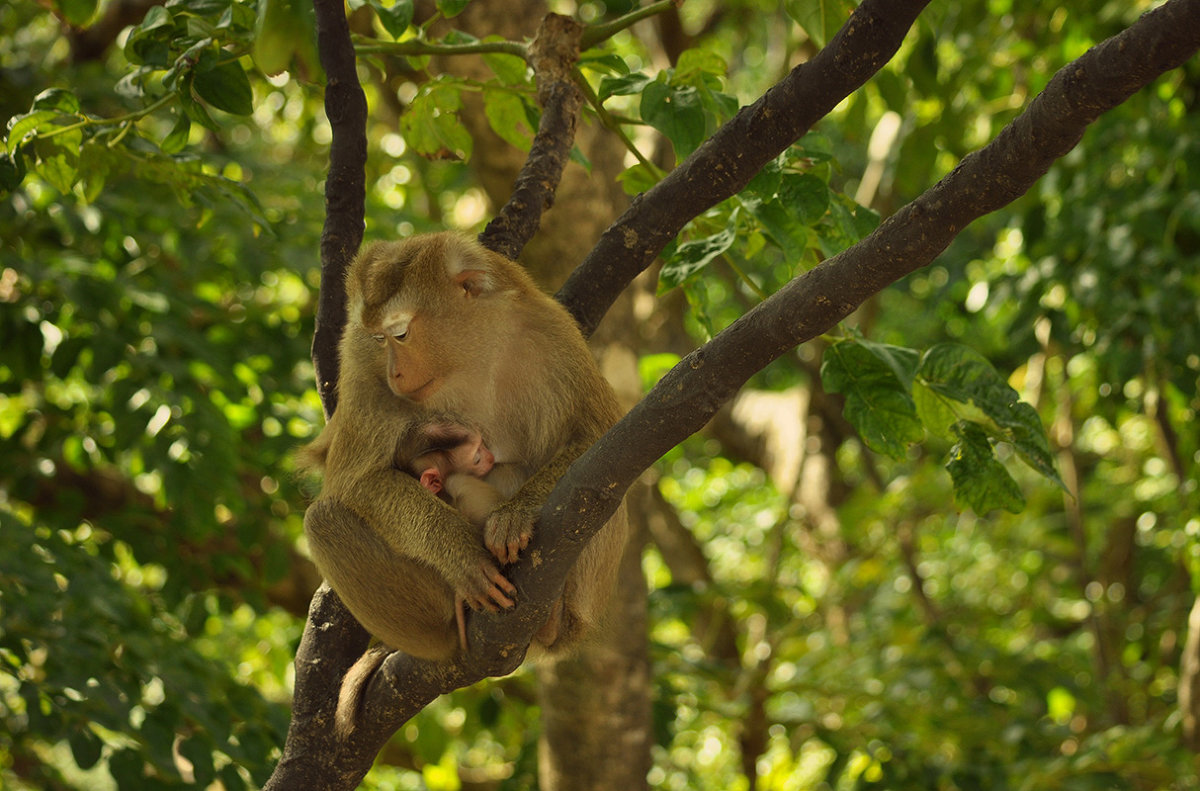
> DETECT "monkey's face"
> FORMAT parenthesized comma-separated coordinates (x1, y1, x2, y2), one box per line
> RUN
(348, 233, 507, 404)
(375, 316, 442, 402)
(446, 433, 494, 477)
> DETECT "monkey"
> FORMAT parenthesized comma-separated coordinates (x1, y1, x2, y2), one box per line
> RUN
(402, 415, 523, 527)
(298, 231, 629, 668)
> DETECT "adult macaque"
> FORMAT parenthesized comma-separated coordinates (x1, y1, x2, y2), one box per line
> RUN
(300, 232, 629, 664)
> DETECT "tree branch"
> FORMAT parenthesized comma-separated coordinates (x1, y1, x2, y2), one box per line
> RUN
(542, 0, 1200, 556)
(555, 0, 933, 335)
(478, 13, 585, 261)
(311, 0, 368, 418)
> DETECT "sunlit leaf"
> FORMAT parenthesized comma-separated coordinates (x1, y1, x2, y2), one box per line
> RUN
(482, 89, 532, 151)
(946, 421, 1025, 514)
(822, 339, 923, 459)
(641, 79, 705, 160)
(660, 212, 739, 291)
(482, 48, 528, 86)
(6, 110, 59, 156)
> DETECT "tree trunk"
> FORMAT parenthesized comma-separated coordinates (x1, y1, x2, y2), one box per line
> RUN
(1179, 595, 1200, 750)
(537, 526, 652, 790)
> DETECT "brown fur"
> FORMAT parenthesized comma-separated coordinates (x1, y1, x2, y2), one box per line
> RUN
(300, 233, 629, 672)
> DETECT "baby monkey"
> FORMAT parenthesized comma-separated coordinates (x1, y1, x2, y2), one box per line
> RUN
(401, 416, 528, 650)
(404, 417, 517, 526)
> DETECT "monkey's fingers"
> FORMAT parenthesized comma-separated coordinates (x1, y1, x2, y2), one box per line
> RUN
(482, 566, 517, 610)
(484, 511, 534, 565)
(461, 560, 516, 612)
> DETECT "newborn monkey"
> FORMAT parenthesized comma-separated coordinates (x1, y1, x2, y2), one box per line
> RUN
(404, 418, 523, 527)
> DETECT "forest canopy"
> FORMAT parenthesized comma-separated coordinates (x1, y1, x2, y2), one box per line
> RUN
(2, 1, 1200, 790)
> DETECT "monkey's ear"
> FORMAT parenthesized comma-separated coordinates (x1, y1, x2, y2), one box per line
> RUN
(454, 269, 491, 297)
(420, 469, 444, 494)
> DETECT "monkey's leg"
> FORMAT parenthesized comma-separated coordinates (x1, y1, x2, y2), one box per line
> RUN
(304, 499, 461, 661)
(534, 596, 565, 648)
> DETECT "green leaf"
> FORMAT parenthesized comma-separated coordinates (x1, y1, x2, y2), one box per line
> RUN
(33, 134, 82, 193)
(615, 162, 659, 196)
(482, 89, 532, 151)
(912, 379, 956, 440)
(918, 343, 1063, 489)
(68, 727, 103, 770)
(0, 151, 26, 191)
(599, 72, 651, 101)
(33, 88, 81, 114)
(785, 0, 853, 48)
(6, 110, 59, 156)
(857, 338, 920, 390)
(53, 0, 98, 26)
(946, 421, 1025, 514)
(744, 198, 808, 263)
(779, 172, 830, 225)
(436, 0, 470, 17)
(821, 339, 923, 459)
(193, 61, 254, 116)
(371, 0, 414, 39)
(124, 5, 174, 67)
(641, 79, 706, 160)
(399, 81, 472, 160)
(482, 48, 528, 86)
(675, 48, 728, 80)
(161, 113, 191, 155)
(660, 213, 739, 290)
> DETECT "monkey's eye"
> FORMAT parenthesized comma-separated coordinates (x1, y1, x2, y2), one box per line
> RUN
(393, 330, 409, 341)
(371, 334, 386, 344)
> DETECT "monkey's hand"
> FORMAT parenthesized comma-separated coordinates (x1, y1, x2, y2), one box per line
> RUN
(484, 504, 535, 565)
(453, 556, 517, 612)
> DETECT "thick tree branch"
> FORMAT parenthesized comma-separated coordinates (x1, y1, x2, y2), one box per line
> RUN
(555, 0, 933, 335)
(541, 0, 1200, 558)
(311, 0, 368, 418)
(478, 13, 584, 260)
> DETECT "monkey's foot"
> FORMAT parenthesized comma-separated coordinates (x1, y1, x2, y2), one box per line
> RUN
(483, 508, 534, 565)
(534, 596, 564, 647)
(457, 558, 516, 612)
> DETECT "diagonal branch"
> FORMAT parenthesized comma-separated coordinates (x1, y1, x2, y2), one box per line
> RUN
(534, 0, 1200, 570)
(555, 0, 932, 336)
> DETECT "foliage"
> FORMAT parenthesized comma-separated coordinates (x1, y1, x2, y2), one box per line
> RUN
(2, 0, 1199, 789)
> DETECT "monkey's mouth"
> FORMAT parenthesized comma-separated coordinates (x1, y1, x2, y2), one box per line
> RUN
(403, 378, 440, 402)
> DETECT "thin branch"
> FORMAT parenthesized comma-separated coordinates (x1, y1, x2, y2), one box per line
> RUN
(579, 0, 678, 50)
(556, 0, 933, 335)
(478, 13, 585, 260)
(353, 36, 527, 58)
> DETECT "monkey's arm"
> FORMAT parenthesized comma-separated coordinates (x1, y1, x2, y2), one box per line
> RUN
(484, 436, 595, 564)
(325, 448, 517, 612)
(443, 473, 506, 526)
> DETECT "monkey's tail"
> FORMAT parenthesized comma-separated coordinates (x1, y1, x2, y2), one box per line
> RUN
(335, 644, 391, 740)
